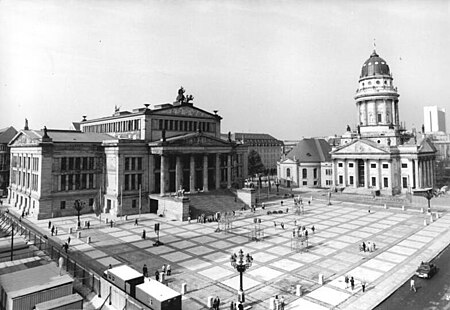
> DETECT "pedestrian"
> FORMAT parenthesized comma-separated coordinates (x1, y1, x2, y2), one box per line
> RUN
(281, 201, 283, 206)
(110, 220, 113, 228)
(292, 229, 296, 237)
(162, 264, 166, 275)
(274, 221, 277, 227)
(55, 227, 58, 236)
(410, 278, 416, 292)
(142, 229, 146, 239)
(213, 297, 218, 310)
(281, 222, 285, 229)
(155, 270, 160, 281)
(51, 225, 55, 236)
(108, 264, 112, 269)
(216, 296, 221, 310)
(311, 225, 315, 234)
(87, 221, 90, 229)
(143, 264, 148, 277)
(372, 242, 376, 251)
(294, 219, 297, 226)
(308, 200, 311, 205)
(362, 241, 366, 252)
(166, 264, 171, 276)
(135, 218, 138, 226)
(280, 296, 285, 310)
(230, 301, 235, 310)
(67, 236, 71, 245)
(350, 277, 355, 290)
(367, 241, 372, 252)
(361, 281, 366, 292)
(274, 295, 279, 310)
(237, 302, 243, 310)
(344, 275, 349, 288)
(305, 230, 308, 238)
(48, 221, 51, 229)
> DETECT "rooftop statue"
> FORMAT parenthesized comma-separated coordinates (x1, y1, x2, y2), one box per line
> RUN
(176, 87, 186, 103)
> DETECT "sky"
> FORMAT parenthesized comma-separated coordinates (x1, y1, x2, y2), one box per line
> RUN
(1, 0, 449, 140)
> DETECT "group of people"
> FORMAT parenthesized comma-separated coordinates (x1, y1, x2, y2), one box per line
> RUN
(344, 275, 366, 292)
(272, 295, 286, 310)
(360, 241, 376, 252)
(151, 263, 172, 282)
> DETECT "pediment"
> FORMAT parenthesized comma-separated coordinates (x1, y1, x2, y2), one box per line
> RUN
(418, 140, 437, 153)
(332, 140, 387, 155)
(280, 158, 297, 165)
(154, 133, 233, 148)
(8, 132, 40, 146)
(152, 105, 217, 119)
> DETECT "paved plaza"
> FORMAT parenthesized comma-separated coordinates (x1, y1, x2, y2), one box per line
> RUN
(24, 197, 450, 309)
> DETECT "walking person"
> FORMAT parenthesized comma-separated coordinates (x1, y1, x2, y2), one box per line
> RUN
(350, 276, 355, 291)
(48, 221, 51, 229)
(410, 277, 416, 292)
(135, 218, 138, 226)
(166, 264, 171, 276)
(162, 264, 166, 275)
(361, 281, 366, 292)
(55, 227, 58, 236)
(51, 225, 55, 236)
(87, 221, 90, 229)
(280, 296, 285, 310)
(230, 300, 235, 310)
(344, 275, 349, 288)
(362, 241, 366, 252)
(142, 229, 146, 239)
(311, 225, 315, 234)
(143, 264, 148, 277)
(67, 236, 71, 245)
(110, 220, 113, 228)
(281, 222, 285, 229)
(155, 270, 160, 281)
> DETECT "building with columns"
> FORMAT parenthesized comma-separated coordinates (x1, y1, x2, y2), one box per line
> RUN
(331, 50, 436, 195)
(0, 126, 17, 197)
(7, 89, 248, 219)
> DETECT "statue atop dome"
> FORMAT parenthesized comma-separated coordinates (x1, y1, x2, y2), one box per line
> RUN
(175, 86, 194, 105)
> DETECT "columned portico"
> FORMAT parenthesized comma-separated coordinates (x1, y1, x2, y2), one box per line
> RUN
(160, 154, 168, 196)
(227, 154, 232, 188)
(364, 159, 370, 189)
(175, 156, 182, 191)
(215, 154, 221, 189)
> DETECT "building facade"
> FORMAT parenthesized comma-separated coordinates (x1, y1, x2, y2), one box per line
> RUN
(0, 127, 17, 197)
(228, 133, 283, 174)
(331, 51, 436, 195)
(424, 106, 446, 134)
(8, 90, 248, 219)
(277, 138, 332, 188)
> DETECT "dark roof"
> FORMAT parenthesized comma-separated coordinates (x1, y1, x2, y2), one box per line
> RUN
(0, 126, 18, 144)
(12, 129, 114, 144)
(231, 132, 283, 146)
(286, 138, 331, 162)
(360, 50, 390, 78)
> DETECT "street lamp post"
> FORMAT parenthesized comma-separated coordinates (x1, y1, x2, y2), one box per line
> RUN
(230, 249, 253, 304)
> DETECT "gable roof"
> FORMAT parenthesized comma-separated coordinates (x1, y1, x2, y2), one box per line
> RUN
(286, 138, 331, 163)
(0, 126, 18, 144)
(331, 139, 389, 155)
(9, 129, 114, 146)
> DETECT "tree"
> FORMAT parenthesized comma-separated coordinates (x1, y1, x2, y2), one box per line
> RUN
(92, 189, 102, 222)
(248, 150, 265, 176)
(73, 200, 86, 228)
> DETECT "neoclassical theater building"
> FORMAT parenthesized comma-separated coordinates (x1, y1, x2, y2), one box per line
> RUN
(7, 89, 248, 219)
(331, 50, 436, 195)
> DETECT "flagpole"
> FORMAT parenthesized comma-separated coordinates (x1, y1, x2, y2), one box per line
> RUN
(139, 184, 142, 218)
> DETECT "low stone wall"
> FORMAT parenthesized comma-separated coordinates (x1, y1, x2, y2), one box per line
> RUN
(237, 188, 255, 207)
(156, 196, 190, 221)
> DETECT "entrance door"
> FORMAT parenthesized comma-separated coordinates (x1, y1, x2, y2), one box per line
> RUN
(358, 159, 365, 187)
(149, 199, 158, 213)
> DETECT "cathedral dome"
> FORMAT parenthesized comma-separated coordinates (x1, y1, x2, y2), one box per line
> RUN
(360, 50, 390, 78)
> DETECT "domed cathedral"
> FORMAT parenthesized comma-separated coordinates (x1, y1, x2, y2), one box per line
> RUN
(331, 50, 437, 195)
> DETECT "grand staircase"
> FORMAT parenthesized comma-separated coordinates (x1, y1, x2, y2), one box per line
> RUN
(187, 189, 244, 218)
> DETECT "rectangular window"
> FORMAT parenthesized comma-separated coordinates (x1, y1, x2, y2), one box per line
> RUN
(164, 119, 168, 129)
(401, 163, 408, 168)
(339, 175, 343, 184)
(75, 174, 81, 190)
(371, 177, 376, 187)
(82, 157, 88, 170)
(159, 119, 163, 130)
(402, 177, 408, 188)
(349, 176, 354, 185)
(137, 174, 142, 188)
(61, 176, 66, 191)
(131, 174, 136, 190)
(371, 163, 376, 168)
(383, 177, 389, 188)
(302, 169, 307, 179)
(349, 163, 354, 168)
(378, 114, 382, 122)
(125, 174, 130, 191)
(89, 174, 94, 189)
(125, 158, 130, 171)
(131, 158, 136, 170)
(60, 201, 66, 210)
(61, 158, 67, 171)
(132, 199, 137, 208)
(313, 168, 317, 179)
(302, 181, 307, 185)
(89, 157, 94, 170)
(89, 198, 94, 206)
(75, 157, 81, 170)
(382, 163, 389, 169)
(81, 174, 87, 189)
(69, 158, 74, 170)
(174, 120, 178, 131)
(137, 158, 142, 170)
(338, 163, 343, 167)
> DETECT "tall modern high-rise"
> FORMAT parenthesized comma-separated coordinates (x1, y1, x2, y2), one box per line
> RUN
(424, 106, 446, 134)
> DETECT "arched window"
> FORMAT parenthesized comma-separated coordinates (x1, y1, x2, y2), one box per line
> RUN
(286, 168, 291, 178)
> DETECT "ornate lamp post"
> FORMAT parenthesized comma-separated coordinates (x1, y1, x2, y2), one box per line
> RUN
(230, 249, 253, 304)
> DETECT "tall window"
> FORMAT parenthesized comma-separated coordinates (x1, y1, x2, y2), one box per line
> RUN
(302, 168, 307, 179)
(286, 168, 291, 178)
(384, 177, 389, 188)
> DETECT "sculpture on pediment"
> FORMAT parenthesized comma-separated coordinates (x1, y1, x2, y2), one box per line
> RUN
(43, 126, 49, 138)
(346, 124, 351, 132)
(24, 118, 29, 130)
(176, 87, 186, 103)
